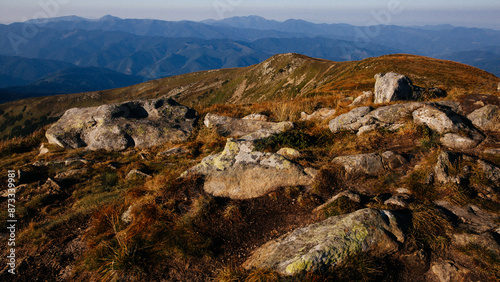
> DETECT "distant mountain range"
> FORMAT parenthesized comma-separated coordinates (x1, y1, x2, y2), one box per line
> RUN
(0, 15, 499, 103)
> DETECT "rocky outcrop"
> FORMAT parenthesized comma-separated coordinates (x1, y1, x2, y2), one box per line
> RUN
(204, 113, 293, 140)
(183, 138, 316, 199)
(413, 105, 484, 149)
(374, 72, 415, 104)
(46, 98, 198, 151)
(467, 105, 500, 132)
(242, 208, 405, 275)
(329, 102, 484, 149)
(333, 151, 407, 177)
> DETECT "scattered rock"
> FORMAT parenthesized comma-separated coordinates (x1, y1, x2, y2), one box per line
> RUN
(300, 108, 336, 122)
(430, 260, 470, 282)
(434, 152, 461, 184)
(477, 160, 500, 186)
(242, 208, 405, 275)
(381, 151, 407, 170)
(243, 113, 269, 121)
(204, 113, 293, 140)
(38, 144, 50, 156)
(435, 200, 499, 233)
(126, 169, 152, 180)
(46, 98, 198, 151)
(314, 190, 361, 213)
(54, 168, 88, 181)
(384, 194, 412, 208)
(183, 138, 316, 199)
(467, 104, 500, 132)
(374, 72, 414, 104)
(121, 205, 136, 224)
(0, 184, 27, 198)
(40, 178, 61, 194)
(350, 91, 373, 107)
(333, 153, 385, 176)
(276, 147, 301, 159)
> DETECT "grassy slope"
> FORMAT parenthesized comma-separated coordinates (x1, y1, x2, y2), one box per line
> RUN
(0, 53, 499, 140)
(1, 53, 500, 281)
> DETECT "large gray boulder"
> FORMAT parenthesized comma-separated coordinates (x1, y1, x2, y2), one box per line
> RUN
(242, 208, 405, 275)
(374, 72, 414, 104)
(182, 138, 316, 199)
(46, 98, 198, 151)
(204, 113, 293, 140)
(467, 105, 500, 132)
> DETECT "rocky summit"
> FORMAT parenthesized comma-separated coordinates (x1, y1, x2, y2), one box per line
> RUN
(45, 98, 198, 151)
(1, 54, 500, 282)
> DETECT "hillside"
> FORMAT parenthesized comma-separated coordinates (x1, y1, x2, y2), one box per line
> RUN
(1, 53, 500, 281)
(1, 15, 500, 102)
(0, 67, 146, 103)
(0, 53, 498, 139)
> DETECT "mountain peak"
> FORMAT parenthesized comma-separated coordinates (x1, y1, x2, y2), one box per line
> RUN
(99, 15, 121, 21)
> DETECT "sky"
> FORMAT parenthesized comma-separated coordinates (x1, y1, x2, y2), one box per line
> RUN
(1, 0, 499, 29)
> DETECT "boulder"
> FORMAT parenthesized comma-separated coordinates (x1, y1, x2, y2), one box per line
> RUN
(374, 72, 414, 104)
(46, 98, 198, 151)
(300, 108, 336, 122)
(333, 151, 406, 177)
(204, 113, 293, 140)
(467, 105, 500, 132)
(182, 138, 316, 199)
(242, 208, 405, 275)
(367, 103, 423, 124)
(350, 91, 373, 107)
(328, 106, 372, 133)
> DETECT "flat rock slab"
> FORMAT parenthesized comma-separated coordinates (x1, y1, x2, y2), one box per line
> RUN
(243, 208, 405, 275)
(46, 98, 198, 151)
(204, 113, 293, 140)
(333, 151, 407, 177)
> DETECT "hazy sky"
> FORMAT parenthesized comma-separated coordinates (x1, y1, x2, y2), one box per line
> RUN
(1, 0, 499, 29)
